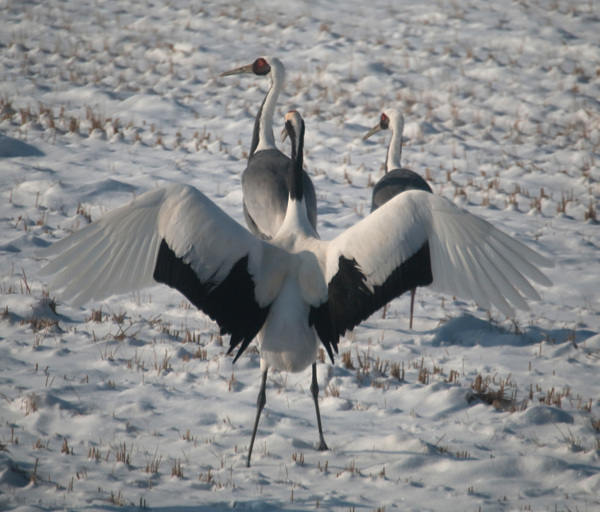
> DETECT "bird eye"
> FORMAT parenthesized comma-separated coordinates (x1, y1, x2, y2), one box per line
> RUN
(254, 58, 271, 75)
(380, 113, 390, 130)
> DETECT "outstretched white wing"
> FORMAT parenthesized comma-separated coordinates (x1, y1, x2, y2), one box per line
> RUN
(39, 183, 286, 357)
(313, 190, 553, 345)
(424, 194, 552, 314)
(40, 184, 260, 303)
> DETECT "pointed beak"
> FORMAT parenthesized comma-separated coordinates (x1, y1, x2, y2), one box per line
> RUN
(281, 124, 289, 142)
(362, 123, 382, 141)
(219, 62, 254, 77)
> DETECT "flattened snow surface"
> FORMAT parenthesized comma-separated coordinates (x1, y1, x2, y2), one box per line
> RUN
(1, 1, 599, 510)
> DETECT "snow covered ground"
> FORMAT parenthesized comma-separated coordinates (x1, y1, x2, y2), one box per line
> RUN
(1, 0, 599, 510)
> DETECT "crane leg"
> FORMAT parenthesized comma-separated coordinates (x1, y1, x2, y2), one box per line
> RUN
(247, 369, 268, 468)
(409, 288, 416, 330)
(311, 363, 329, 451)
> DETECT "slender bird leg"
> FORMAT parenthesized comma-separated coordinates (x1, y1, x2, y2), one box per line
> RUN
(247, 369, 268, 468)
(409, 288, 416, 330)
(310, 363, 329, 451)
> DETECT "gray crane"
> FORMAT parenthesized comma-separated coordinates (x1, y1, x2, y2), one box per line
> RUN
(364, 108, 433, 328)
(220, 57, 317, 239)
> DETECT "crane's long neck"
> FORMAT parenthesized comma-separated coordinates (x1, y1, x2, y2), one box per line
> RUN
(385, 125, 404, 172)
(289, 126, 304, 203)
(250, 68, 284, 156)
(278, 117, 315, 238)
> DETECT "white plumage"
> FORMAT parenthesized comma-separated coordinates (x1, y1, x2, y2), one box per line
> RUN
(39, 110, 552, 466)
(41, 185, 269, 307)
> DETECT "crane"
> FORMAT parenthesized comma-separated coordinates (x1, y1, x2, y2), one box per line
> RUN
(363, 108, 433, 327)
(220, 57, 317, 239)
(39, 111, 552, 466)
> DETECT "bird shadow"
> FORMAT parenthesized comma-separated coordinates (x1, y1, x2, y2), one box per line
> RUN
(0, 134, 45, 158)
(429, 313, 594, 348)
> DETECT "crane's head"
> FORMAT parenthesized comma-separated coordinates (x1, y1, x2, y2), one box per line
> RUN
(280, 110, 302, 143)
(283, 110, 304, 156)
(220, 56, 284, 81)
(362, 108, 404, 141)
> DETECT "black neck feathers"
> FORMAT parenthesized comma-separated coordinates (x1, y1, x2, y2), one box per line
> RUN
(285, 115, 305, 202)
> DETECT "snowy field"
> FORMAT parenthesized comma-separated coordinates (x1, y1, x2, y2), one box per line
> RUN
(1, 0, 599, 510)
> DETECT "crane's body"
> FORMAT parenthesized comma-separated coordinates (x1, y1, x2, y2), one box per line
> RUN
(371, 168, 432, 209)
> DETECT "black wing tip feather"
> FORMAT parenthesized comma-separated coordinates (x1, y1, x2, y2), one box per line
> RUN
(311, 249, 433, 360)
(309, 317, 337, 364)
(308, 299, 338, 365)
(153, 239, 268, 362)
